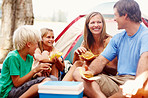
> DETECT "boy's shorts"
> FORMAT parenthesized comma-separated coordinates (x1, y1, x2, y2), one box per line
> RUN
(95, 74, 135, 97)
(8, 77, 46, 98)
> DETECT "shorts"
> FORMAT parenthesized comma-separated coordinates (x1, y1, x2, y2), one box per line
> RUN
(95, 74, 135, 97)
(8, 77, 46, 98)
(50, 75, 58, 81)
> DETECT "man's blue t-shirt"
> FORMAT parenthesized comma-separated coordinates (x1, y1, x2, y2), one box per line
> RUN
(101, 24, 148, 76)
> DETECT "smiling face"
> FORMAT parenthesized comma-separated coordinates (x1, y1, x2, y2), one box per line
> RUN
(42, 31, 54, 47)
(114, 8, 126, 30)
(88, 14, 103, 35)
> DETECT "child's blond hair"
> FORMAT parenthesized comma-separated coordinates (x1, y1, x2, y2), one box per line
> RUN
(40, 28, 53, 38)
(39, 28, 54, 52)
(13, 25, 41, 50)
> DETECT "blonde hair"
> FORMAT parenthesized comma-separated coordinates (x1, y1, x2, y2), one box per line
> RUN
(13, 25, 41, 50)
(39, 28, 54, 52)
(84, 12, 107, 49)
(40, 28, 53, 38)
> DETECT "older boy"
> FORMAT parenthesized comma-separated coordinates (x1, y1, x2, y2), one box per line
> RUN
(0, 25, 51, 98)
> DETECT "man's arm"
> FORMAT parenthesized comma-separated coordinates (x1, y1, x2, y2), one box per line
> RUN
(88, 55, 110, 75)
(136, 51, 148, 77)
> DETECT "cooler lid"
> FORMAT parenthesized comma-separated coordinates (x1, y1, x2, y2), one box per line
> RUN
(38, 81, 84, 94)
(38, 81, 83, 91)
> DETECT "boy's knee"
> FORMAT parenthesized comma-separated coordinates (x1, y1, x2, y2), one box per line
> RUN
(42, 77, 51, 82)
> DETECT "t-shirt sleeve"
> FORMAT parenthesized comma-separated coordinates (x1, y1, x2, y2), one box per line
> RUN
(101, 36, 118, 61)
(8, 56, 20, 75)
(140, 32, 148, 55)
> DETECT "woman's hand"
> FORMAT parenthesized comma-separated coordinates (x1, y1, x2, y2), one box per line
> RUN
(74, 47, 87, 55)
(73, 47, 87, 63)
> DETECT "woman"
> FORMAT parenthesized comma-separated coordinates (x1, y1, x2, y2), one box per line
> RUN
(34, 28, 65, 80)
(63, 12, 117, 81)
(73, 12, 117, 75)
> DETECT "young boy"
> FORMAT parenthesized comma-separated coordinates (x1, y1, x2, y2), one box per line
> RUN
(0, 25, 51, 98)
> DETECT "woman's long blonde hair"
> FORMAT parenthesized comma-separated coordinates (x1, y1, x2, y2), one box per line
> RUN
(83, 12, 107, 50)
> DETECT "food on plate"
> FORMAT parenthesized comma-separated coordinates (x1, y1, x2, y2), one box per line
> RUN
(83, 71, 94, 78)
(79, 68, 100, 81)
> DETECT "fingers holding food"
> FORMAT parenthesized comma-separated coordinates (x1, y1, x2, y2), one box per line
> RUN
(79, 51, 97, 61)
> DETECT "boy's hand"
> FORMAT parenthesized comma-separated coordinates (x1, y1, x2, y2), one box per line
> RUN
(41, 69, 51, 77)
(33, 63, 51, 73)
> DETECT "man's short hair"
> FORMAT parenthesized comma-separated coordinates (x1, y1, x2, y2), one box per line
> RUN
(13, 25, 41, 50)
(114, 0, 141, 23)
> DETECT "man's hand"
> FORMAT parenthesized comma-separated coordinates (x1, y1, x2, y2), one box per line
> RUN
(79, 65, 100, 82)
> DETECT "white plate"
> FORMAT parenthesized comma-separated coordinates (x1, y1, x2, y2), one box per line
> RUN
(79, 68, 101, 81)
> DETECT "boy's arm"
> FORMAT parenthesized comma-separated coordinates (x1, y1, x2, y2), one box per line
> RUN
(11, 70, 36, 87)
(11, 63, 51, 87)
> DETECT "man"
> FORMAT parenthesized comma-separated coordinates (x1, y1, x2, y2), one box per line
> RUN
(73, 0, 148, 98)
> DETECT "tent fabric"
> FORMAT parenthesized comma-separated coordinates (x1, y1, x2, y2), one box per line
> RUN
(65, 33, 83, 63)
(54, 15, 86, 61)
(142, 17, 148, 27)
(55, 15, 85, 42)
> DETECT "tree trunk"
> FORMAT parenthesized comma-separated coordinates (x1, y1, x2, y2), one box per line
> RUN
(0, 0, 34, 63)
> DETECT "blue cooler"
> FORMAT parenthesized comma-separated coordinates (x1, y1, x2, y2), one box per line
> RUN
(38, 81, 84, 98)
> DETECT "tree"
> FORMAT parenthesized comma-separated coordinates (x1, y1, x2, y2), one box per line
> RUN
(0, 0, 34, 63)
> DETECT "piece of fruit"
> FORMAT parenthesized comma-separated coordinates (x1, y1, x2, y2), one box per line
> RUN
(50, 52, 63, 60)
(83, 71, 94, 78)
(79, 68, 101, 81)
(79, 51, 97, 61)
(79, 68, 93, 78)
